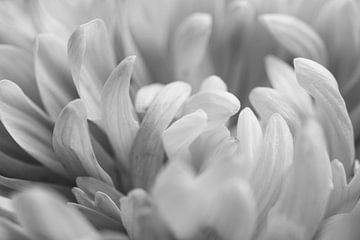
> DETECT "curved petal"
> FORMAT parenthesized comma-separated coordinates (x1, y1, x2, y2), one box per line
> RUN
(0, 80, 67, 178)
(35, 34, 77, 120)
(13, 188, 99, 240)
(294, 58, 354, 176)
(53, 99, 113, 185)
(260, 14, 327, 64)
(68, 19, 116, 121)
(130, 82, 191, 190)
(265, 119, 332, 240)
(101, 56, 139, 168)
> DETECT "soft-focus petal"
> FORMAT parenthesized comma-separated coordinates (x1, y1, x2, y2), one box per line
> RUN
(173, 13, 212, 88)
(0, 80, 67, 178)
(13, 188, 99, 240)
(135, 83, 164, 114)
(35, 34, 77, 120)
(260, 14, 327, 64)
(265, 119, 332, 240)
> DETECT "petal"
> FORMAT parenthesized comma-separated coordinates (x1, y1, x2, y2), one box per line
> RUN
(249, 87, 301, 134)
(35, 34, 77, 120)
(152, 160, 200, 239)
(130, 81, 191, 190)
(101, 56, 139, 168)
(265, 55, 313, 115)
(250, 113, 293, 222)
(237, 107, 263, 163)
(76, 177, 123, 204)
(204, 180, 255, 240)
(69, 203, 122, 232)
(94, 191, 122, 221)
(173, 13, 212, 88)
(183, 91, 240, 129)
(0, 80, 67, 178)
(0, 218, 30, 240)
(294, 58, 354, 176)
(316, 211, 360, 240)
(13, 188, 99, 240)
(163, 109, 207, 160)
(0, 45, 41, 106)
(68, 19, 116, 121)
(53, 99, 113, 185)
(326, 160, 347, 217)
(266, 119, 332, 240)
(135, 83, 164, 114)
(260, 14, 327, 64)
(200, 75, 227, 92)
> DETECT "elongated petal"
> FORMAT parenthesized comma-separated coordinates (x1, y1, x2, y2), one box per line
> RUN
(101, 56, 139, 168)
(294, 58, 354, 176)
(316, 211, 360, 240)
(76, 177, 123, 204)
(326, 160, 347, 217)
(163, 110, 207, 159)
(130, 82, 191, 190)
(260, 14, 327, 64)
(173, 13, 212, 87)
(266, 119, 332, 240)
(13, 188, 99, 240)
(0, 80, 67, 178)
(135, 83, 164, 113)
(68, 19, 116, 121)
(70, 203, 122, 232)
(249, 87, 301, 134)
(237, 107, 263, 163)
(35, 34, 77, 120)
(265, 55, 313, 115)
(53, 99, 113, 185)
(0, 45, 41, 106)
(0, 218, 30, 240)
(251, 114, 293, 222)
(183, 91, 240, 129)
(94, 192, 122, 221)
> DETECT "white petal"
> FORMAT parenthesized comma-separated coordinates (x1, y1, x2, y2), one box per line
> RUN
(294, 58, 354, 176)
(13, 188, 99, 240)
(249, 87, 301, 134)
(163, 110, 207, 159)
(35, 34, 77, 120)
(266, 119, 332, 239)
(53, 99, 113, 185)
(130, 82, 191, 190)
(0, 80, 67, 178)
(135, 83, 164, 113)
(260, 14, 327, 64)
(251, 113, 293, 222)
(200, 75, 227, 92)
(173, 13, 212, 87)
(101, 56, 139, 168)
(68, 19, 116, 121)
(265, 55, 313, 115)
(184, 91, 240, 129)
(237, 107, 263, 163)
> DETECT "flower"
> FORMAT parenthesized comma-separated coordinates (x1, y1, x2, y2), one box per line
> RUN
(0, 0, 360, 240)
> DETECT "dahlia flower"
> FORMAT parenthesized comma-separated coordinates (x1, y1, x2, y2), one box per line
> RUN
(0, 0, 359, 240)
